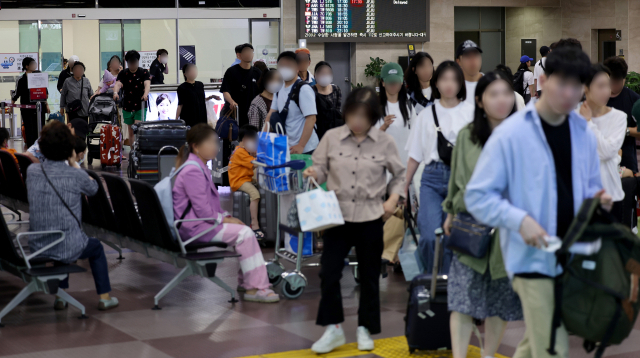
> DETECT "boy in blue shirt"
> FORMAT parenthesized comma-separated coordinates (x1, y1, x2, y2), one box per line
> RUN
(465, 47, 613, 358)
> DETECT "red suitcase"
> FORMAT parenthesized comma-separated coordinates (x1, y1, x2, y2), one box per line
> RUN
(100, 124, 122, 169)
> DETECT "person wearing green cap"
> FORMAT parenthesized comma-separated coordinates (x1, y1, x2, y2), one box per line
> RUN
(376, 62, 417, 269)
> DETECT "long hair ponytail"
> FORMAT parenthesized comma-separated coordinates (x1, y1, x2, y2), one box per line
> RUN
(175, 123, 217, 168)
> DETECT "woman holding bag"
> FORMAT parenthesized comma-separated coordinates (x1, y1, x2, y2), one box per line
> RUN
(303, 87, 406, 354)
(441, 72, 522, 358)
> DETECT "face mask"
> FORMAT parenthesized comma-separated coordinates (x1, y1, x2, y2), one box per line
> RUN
(316, 75, 333, 87)
(279, 67, 297, 82)
(245, 141, 257, 151)
(160, 56, 168, 64)
(266, 81, 283, 94)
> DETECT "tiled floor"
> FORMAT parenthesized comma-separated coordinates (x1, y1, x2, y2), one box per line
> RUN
(3, 141, 640, 358)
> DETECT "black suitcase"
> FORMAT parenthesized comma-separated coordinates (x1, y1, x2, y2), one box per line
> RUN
(212, 137, 237, 187)
(405, 227, 451, 353)
(134, 120, 188, 154)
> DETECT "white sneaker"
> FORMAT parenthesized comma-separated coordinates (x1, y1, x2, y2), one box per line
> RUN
(311, 324, 346, 354)
(357, 326, 374, 351)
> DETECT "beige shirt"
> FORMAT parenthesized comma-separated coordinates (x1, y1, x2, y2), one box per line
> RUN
(311, 125, 406, 223)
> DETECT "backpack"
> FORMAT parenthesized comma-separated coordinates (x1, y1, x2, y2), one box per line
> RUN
(269, 80, 305, 134)
(513, 69, 526, 97)
(548, 198, 640, 358)
(539, 59, 546, 72)
(154, 160, 205, 239)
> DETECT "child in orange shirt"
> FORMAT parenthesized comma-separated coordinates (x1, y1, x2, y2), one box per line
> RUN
(229, 125, 263, 238)
(0, 128, 18, 166)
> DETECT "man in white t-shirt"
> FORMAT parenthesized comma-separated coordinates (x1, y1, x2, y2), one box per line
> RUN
(455, 40, 483, 107)
(265, 51, 319, 154)
(533, 45, 552, 99)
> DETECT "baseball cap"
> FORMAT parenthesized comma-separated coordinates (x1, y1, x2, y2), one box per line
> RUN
(68, 55, 79, 62)
(456, 40, 483, 59)
(380, 62, 404, 84)
(540, 46, 551, 57)
(520, 55, 534, 63)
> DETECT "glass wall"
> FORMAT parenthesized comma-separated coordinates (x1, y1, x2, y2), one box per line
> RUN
(100, 21, 122, 73)
(123, 20, 141, 53)
(18, 21, 38, 53)
(251, 20, 279, 68)
(178, 19, 250, 83)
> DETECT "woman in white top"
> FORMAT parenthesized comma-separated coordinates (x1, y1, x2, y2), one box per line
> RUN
(516, 56, 535, 104)
(405, 61, 475, 274)
(578, 63, 627, 221)
(377, 62, 416, 166)
(405, 52, 434, 115)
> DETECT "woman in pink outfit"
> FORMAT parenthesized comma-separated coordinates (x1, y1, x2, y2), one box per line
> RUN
(172, 124, 279, 303)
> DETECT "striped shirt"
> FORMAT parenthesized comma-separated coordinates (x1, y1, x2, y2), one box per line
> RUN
(27, 161, 98, 262)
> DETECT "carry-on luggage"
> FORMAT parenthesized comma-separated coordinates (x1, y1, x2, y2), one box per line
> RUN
(405, 226, 451, 353)
(100, 123, 122, 169)
(232, 188, 278, 242)
(128, 149, 179, 185)
(134, 120, 188, 154)
(87, 121, 109, 166)
(212, 136, 237, 187)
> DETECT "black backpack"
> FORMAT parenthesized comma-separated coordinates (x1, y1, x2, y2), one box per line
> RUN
(513, 69, 527, 97)
(290, 83, 344, 140)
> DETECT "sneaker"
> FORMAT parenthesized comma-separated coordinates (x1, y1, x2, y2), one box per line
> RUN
(98, 297, 119, 311)
(53, 297, 67, 311)
(311, 324, 346, 354)
(244, 289, 280, 303)
(357, 326, 374, 351)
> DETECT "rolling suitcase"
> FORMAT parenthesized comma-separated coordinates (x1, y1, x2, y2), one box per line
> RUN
(259, 188, 278, 242)
(87, 121, 109, 166)
(100, 123, 122, 169)
(212, 136, 237, 186)
(134, 120, 188, 154)
(405, 228, 451, 353)
(232, 191, 252, 226)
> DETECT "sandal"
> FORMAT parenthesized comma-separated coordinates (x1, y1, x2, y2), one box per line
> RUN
(253, 229, 265, 239)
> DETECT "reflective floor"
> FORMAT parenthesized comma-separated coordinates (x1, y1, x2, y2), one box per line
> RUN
(3, 139, 640, 357)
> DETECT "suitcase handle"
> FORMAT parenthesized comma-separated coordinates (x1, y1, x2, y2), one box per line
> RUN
(431, 227, 444, 300)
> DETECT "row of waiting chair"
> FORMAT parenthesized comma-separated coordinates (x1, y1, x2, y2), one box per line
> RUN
(0, 149, 240, 326)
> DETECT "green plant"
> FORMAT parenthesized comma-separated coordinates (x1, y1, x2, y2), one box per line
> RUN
(625, 71, 640, 95)
(350, 82, 364, 89)
(364, 57, 387, 80)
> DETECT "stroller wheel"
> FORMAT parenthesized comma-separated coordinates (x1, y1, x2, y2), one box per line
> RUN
(115, 163, 121, 169)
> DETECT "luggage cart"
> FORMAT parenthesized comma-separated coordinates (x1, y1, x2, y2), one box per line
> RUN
(254, 160, 358, 299)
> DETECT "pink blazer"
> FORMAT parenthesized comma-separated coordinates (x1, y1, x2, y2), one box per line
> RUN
(172, 153, 228, 242)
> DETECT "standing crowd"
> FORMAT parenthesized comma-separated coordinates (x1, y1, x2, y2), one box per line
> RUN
(6, 36, 640, 358)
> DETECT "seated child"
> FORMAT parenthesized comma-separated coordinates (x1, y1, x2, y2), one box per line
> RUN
(229, 125, 263, 238)
(0, 128, 18, 165)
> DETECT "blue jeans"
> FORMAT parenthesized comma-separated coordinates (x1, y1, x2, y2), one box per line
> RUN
(58, 238, 112, 295)
(418, 161, 452, 274)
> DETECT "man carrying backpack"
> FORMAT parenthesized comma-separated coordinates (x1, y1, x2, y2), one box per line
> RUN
(514, 56, 535, 104)
(465, 47, 613, 358)
(533, 45, 552, 98)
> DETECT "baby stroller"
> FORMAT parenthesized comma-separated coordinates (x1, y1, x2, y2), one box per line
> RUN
(87, 93, 118, 166)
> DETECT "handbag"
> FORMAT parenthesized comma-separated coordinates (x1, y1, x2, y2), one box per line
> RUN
(67, 77, 84, 114)
(398, 195, 426, 281)
(295, 177, 344, 232)
(214, 106, 239, 141)
(447, 212, 494, 258)
(432, 105, 454, 166)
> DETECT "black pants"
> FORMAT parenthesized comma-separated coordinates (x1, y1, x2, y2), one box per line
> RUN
(20, 109, 46, 149)
(55, 238, 112, 295)
(316, 219, 384, 334)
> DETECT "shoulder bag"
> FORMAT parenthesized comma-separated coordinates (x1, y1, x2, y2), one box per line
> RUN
(432, 105, 454, 166)
(447, 212, 494, 258)
(67, 77, 85, 114)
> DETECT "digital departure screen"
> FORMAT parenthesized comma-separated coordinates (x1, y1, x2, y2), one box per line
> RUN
(298, 0, 429, 43)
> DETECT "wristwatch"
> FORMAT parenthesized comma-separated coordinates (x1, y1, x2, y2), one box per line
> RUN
(627, 128, 631, 137)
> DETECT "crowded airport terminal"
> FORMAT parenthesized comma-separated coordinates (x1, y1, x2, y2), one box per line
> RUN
(3, 1, 640, 357)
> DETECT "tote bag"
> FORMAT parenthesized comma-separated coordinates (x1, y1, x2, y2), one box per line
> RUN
(257, 122, 290, 192)
(295, 177, 344, 232)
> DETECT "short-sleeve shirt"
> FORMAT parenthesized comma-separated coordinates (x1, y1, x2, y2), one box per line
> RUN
(523, 71, 534, 95)
(271, 82, 319, 153)
(220, 64, 262, 126)
(177, 81, 207, 127)
(116, 67, 150, 112)
(149, 59, 165, 85)
(533, 58, 546, 85)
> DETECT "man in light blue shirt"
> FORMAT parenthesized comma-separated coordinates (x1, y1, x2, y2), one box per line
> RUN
(267, 51, 318, 154)
(465, 47, 613, 358)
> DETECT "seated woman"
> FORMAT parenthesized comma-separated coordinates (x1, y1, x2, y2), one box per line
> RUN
(172, 123, 279, 303)
(26, 121, 118, 311)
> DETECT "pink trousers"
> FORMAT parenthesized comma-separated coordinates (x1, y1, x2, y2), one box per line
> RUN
(207, 223, 270, 290)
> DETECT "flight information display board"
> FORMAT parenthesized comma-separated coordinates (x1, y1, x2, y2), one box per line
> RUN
(298, 0, 429, 43)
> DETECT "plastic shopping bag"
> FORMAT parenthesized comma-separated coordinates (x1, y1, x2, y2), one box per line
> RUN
(295, 177, 344, 232)
(206, 99, 218, 127)
(398, 217, 425, 281)
(257, 122, 290, 192)
(285, 232, 314, 257)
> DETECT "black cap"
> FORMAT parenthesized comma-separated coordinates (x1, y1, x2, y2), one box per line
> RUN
(456, 40, 483, 59)
(69, 118, 89, 138)
(540, 46, 551, 57)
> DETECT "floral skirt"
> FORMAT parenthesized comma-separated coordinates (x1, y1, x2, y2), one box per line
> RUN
(447, 256, 523, 321)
